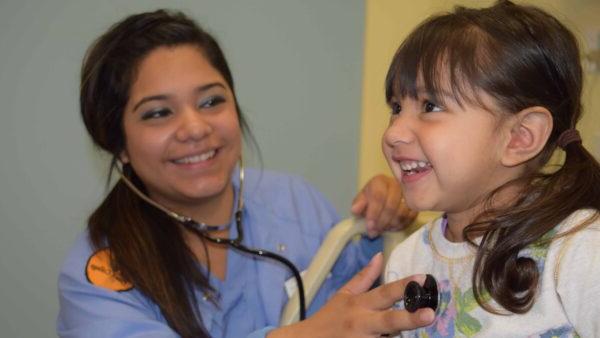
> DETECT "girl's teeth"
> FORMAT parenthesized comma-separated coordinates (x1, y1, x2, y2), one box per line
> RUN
(399, 160, 431, 173)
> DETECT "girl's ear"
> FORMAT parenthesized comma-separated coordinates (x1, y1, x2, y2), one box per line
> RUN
(501, 106, 553, 167)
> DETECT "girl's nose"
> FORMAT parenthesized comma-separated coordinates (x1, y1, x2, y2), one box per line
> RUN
(175, 108, 213, 142)
(383, 115, 415, 148)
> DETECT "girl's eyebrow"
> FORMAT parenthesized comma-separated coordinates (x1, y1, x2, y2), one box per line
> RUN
(415, 87, 454, 101)
(132, 82, 226, 111)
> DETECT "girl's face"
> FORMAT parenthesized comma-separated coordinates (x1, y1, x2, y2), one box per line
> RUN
(382, 77, 516, 222)
(121, 45, 241, 215)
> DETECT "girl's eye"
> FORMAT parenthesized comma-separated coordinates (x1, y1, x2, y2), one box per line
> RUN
(424, 100, 442, 113)
(390, 102, 401, 115)
(141, 108, 172, 120)
(198, 95, 226, 109)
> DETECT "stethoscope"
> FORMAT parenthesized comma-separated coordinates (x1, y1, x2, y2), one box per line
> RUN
(116, 161, 308, 320)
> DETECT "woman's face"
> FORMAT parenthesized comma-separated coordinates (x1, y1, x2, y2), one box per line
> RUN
(121, 44, 241, 215)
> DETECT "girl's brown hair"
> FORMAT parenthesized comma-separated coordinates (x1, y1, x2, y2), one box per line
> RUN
(80, 9, 253, 337)
(385, 0, 600, 313)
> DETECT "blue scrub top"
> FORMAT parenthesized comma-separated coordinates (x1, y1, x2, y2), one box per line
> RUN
(57, 168, 382, 338)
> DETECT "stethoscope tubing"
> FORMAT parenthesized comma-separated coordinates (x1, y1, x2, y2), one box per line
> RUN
(187, 212, 307, 321)
(116, 162, 308, 321)
(209, 236, 307, 321)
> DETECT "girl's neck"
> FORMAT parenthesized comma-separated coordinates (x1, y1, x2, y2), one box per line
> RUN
(444, 184, 523, 242)
(444, 214, 487, 242)
(444, 213, 471, 243)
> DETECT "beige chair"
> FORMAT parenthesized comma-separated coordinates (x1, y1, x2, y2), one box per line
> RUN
(280, 212, 439, 325)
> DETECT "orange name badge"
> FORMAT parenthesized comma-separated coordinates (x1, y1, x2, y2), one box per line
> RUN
(85, 249, 133, 292)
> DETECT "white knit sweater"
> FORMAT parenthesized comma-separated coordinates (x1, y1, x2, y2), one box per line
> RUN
(385, 209, 600, 337)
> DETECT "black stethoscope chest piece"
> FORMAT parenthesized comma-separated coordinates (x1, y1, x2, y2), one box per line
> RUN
(404, 274, 439, 313)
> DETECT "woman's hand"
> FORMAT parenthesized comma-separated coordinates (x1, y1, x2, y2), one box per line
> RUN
(351, 174, 417, 238)
(267, 253, 434, 338)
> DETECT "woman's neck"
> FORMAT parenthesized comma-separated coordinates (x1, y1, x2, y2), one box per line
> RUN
(151, 183, 236, 226)
(192, 185, 235, 225)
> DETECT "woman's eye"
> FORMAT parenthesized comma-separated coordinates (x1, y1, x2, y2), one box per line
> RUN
(390, 102, 401, 115)
(424, 100, 442, 113)
(198, 95, 225, 109)
(141, 108, 171, 120)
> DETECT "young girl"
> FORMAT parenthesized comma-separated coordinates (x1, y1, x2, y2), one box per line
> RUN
(382, 1, 600, 336)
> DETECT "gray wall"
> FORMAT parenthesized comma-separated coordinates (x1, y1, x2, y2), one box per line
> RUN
(0, 1, 364, 336)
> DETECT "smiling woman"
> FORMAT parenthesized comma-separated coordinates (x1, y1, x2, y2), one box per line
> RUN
(121, 46, 242, 226)
(57, 8, 431, 338)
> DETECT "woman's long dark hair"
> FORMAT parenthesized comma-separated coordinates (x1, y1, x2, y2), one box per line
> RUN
(80, 10, 254, 337)
(385, 0, 600, 313)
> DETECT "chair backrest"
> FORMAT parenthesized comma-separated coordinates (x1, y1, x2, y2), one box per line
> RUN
(280, 217, 366, 325)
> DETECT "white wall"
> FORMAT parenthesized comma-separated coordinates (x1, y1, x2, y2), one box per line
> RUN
(0, 1, 365, 336)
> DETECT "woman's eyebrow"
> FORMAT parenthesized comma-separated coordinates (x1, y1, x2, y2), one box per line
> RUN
(193, 82, 225, 95)
(133, 94, 169, 111)
(132, 82, 226, 111)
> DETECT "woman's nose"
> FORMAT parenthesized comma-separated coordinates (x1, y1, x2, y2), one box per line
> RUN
(175, 108, 213, 142)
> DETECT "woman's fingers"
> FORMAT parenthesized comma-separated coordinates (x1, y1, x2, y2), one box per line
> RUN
(377, 180, 404, 230)
(362, 177, 387, 237)
(350, 191, 367, 216)
(393, 199, 418, 229)
(340, 253, 384, 295)
(352, 174, 417, 237)
(356, 273, 426, 310)
(367, 308, 435, 335)
(276, 266, 436, 338)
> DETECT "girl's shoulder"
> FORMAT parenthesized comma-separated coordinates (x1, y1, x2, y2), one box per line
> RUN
(555, 208, 600, 233)
(530, 209, 599, 273)
(545, 209, 600, 337)
(544, 208, 600, 285)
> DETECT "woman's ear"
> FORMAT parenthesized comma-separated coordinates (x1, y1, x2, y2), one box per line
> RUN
(501, 106, 553, 167)
(120, 149, 130, 164)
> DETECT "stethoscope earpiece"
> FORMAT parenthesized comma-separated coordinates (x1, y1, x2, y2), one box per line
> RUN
(404, 274, 439, 313)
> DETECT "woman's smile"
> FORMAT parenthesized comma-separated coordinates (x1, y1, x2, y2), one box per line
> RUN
(170, 148, 218, 166)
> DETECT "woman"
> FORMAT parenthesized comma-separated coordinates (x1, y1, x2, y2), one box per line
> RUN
(57, 9, 433, 337)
